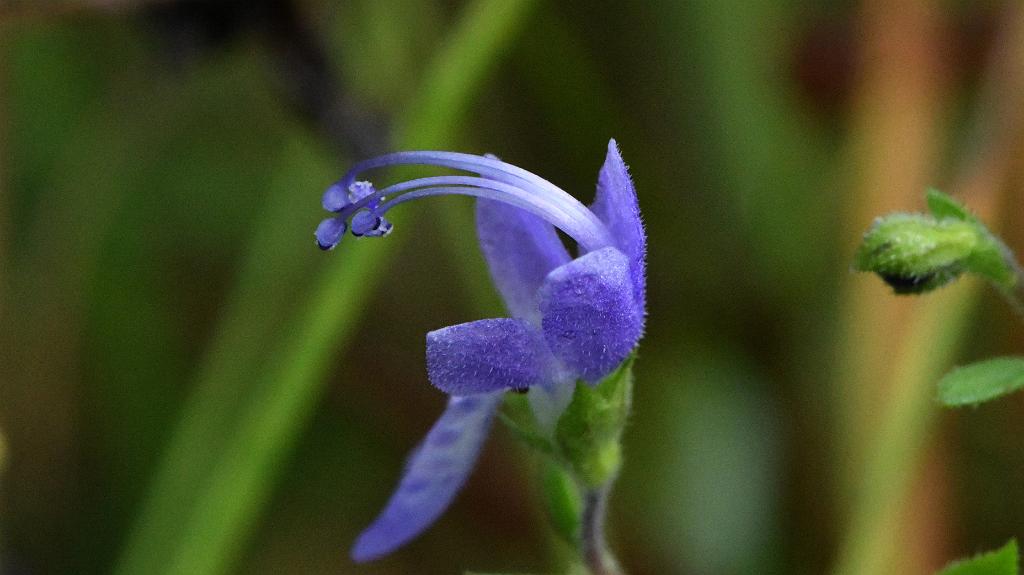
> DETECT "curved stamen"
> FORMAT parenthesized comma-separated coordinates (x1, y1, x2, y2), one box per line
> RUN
(373, 186, 608, 250)
(336, 176, 609, 251)
(335, 151, 567, 200)
(318, 152, 620, 252)
(325, 152, 607, 234)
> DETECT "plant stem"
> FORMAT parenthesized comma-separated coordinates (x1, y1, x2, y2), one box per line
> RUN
(581, 484, 623, 575)
(998, 255, 1024, 321)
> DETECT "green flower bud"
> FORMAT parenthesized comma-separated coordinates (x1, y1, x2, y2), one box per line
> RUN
(854, 190, 1017, 295)
(855, 214, 977, 294)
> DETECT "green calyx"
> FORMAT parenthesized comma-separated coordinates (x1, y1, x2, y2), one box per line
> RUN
(499, 355, 635, 489)
(854, 189, 1017, 295)
(499, 355, 636, 554)
(555, 355, 635, 488)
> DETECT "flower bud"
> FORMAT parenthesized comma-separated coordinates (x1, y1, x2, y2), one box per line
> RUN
(855, 214, 977, 294)
(854, 190, 1017, 295)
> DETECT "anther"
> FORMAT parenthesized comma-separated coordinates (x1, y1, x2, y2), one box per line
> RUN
(351, 210, 393, 238)
(315, 217, 348, 250)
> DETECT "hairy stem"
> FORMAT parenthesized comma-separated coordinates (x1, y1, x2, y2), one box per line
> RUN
(581, 485, 623, 575)
(999, 256, 1024, 320)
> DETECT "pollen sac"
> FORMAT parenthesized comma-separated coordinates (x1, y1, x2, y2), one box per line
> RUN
(348, 181, 377, 203)
(322, 182, 350, 212)
(351, 211, 393, 237)
(315, 216, 348, 250)
(322, 180, 378, 212)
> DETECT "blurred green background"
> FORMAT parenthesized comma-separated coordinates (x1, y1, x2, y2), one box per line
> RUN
(1, 1, 1023, 574)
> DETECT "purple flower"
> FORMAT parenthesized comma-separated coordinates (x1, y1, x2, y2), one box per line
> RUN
(317, 139, 646, 562)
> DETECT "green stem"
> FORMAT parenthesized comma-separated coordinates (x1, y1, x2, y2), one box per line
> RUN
(998, 256, 1024, 320)
(581, 484, 623, 575)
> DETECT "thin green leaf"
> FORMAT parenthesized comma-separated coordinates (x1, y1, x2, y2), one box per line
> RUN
(937, 540, 1018, 575)
(938, 357, 1024, 407)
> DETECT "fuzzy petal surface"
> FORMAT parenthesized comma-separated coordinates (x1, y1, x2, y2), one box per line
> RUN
(591, 139, 646, 310)
(539, 247, 642, 383)
(427, 318, 548, 394)
(476, 198, 571, 322)
(351, 393, 503, 562)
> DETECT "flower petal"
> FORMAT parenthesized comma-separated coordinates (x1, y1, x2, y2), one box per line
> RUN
(427, 318, 549, 394)
(591, 139, 646, 310)
(476, 198, 571, 322)
(539, 247, 643, 383)
(351, 393, 502, 562)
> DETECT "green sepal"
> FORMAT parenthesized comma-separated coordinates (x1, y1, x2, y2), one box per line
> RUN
(965, 234, 1018, 292)
(926, 188, 974, 223)
(936, 539, 1018, 575)
(555, 354, 635, 488)
(929, 189, 1017, 289)
(499, 393, 556, 456)
(541, 461, 582, 546)
(938, 357, 1024, 407)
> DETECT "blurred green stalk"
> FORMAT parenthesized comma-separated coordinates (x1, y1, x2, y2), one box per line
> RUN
(832, 281, 980, 575)
(113, 2, 537, 574)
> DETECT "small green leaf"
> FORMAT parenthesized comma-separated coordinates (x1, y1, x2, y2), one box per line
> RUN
(555, 355, 635, 487)
(936, 539, 1018, 575)
(541, 462, 582, 546)
(938, 358, 1024, 407)
(926, 188, 974, 223)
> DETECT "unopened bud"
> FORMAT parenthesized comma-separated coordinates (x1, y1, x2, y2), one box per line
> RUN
(854, 190, 1017, 295)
